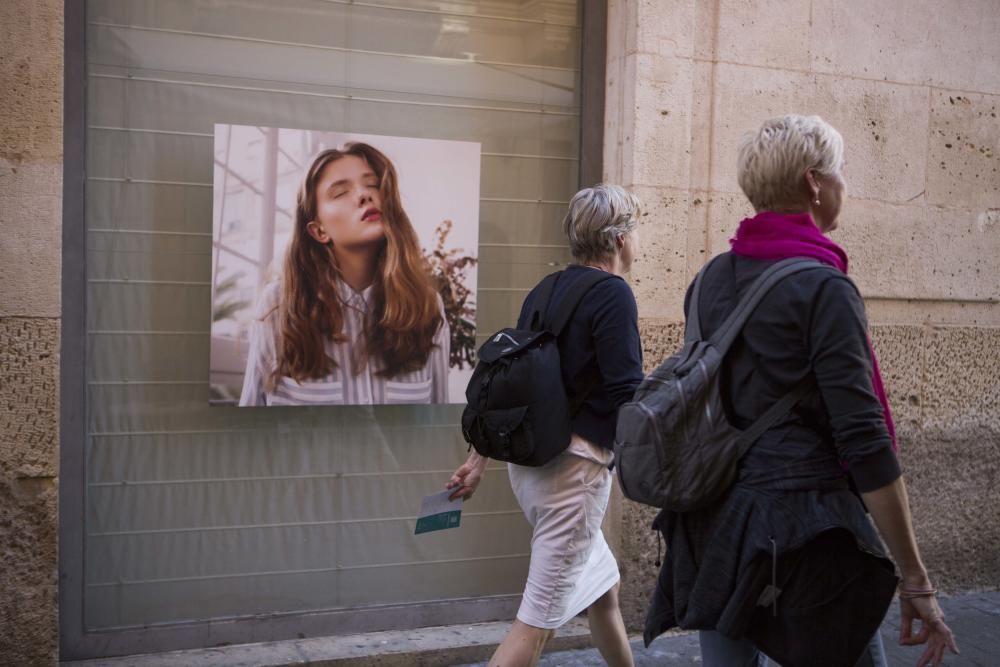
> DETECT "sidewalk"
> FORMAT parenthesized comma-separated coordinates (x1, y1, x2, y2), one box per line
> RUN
(459, 590, 999, 667)
(64, 590, 998, 666)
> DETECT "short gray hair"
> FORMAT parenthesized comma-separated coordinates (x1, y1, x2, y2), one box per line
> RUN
(563, 184, 642, 264)
(737, 114, 844, 212)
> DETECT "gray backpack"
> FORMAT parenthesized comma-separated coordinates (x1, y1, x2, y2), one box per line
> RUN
(614, 256, 826, 511)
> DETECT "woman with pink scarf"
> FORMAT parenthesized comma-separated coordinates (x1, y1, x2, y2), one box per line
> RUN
(643, 115, 958, 667)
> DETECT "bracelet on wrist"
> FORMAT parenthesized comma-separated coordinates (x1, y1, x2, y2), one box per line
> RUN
(898, 586, 938, 600)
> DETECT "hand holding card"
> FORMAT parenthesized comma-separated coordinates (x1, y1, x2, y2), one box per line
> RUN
(415, 489, 463, 535)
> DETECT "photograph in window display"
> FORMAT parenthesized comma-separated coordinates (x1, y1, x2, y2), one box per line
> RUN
(208, 125, 480, 406)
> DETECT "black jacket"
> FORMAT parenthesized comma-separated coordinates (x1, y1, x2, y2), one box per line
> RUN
(644, 253, 899, 666)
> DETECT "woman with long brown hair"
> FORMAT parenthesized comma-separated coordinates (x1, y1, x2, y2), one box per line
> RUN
(240, 143, 449, 406)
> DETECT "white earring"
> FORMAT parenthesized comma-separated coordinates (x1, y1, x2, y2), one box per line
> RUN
(813, 192, 821, 206)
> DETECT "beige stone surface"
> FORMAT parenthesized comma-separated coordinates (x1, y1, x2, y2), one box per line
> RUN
(603, 52, 637, 186)
(628, 186, 691, 321)
(0, 317, 60, 665)
(926, 89, 1000, 209)
(1, 0, 63, 662)
(634, 0, 697, 59)
(811, 0, 1000, 95)
(0, 0, 63, 161)
(713, 0, 812, 70)
(694, 190, 755, 262)
(0, 159, 63, 317)
(685, 59, 717, 193)
(869, 325, 926, 429)
(630, 54, 694, 190)
(708, 64, 931, 203)
(920, 327, 1000, 434)
(865, 299, 1000, 328)
(835, 198, 1000, 302)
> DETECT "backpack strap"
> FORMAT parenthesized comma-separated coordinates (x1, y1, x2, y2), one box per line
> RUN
(709, 257, 832, 354)
(527, 272, 561, 332)
(702, 255, 835, 450)
(685, 253, 731, 343)
(544, 269, 618, 336)
(736, 376, 815, 449)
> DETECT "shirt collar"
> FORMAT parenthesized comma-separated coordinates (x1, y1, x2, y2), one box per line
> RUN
(335, 276, 375, 308)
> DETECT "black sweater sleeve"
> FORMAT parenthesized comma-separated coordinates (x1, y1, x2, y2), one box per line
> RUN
(808, 276, 901, 492)
(590, 278, 644, 407)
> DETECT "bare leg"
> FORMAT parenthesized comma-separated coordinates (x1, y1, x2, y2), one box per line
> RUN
(586, 583, 635, 667)
(488, 619, 554, 667)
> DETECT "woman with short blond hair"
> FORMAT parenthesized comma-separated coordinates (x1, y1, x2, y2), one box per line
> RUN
(448, 184, 644, 667)
(643, 115, 958, 667)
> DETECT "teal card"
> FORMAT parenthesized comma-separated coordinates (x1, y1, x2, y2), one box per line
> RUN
(415, 489, 463, 535)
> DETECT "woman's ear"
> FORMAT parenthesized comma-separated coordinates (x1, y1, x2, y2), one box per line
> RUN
(305, 221, 330, 244)
(804, 168, 821, 202)
(615, 234, 625, 249)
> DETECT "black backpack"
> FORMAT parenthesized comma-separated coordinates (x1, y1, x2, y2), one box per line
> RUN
(461, 270, 616, 466)
(614, 255, 828, 511)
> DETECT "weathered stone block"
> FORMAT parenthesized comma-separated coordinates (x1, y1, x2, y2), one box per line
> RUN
(835, 198, 1000, 303)
(618, 498, 661, 630)
(714, 0, 812, 70)
(920, 327, 1000, 435)
(635, 0, 697, 59)
(628, 186, 691, 321)
(686, 60, 717, 193)
(869, 325, 926, 429)
(0, 317, 60, 476)
(638, 319, 685, 372)
(897, 428, 1000, 593)
(0, 0, 63, 162)
(630, 54, 695, 190)
(0, 316, 59, 664)
(604, 53, 638, 186)
(926, 90, 1000, 210)
(708, 65, 930, 204)
(0, 159, 62, 317)
(699, 190, 755, 260)
(0, 477, 58, 665)
(811, 0, 1000, 95)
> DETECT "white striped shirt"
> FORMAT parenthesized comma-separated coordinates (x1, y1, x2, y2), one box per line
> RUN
(239, 279, 450, 406)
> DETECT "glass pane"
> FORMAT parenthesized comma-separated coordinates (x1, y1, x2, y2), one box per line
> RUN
(84, 0, 582, 631)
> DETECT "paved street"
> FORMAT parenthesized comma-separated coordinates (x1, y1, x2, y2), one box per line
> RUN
(459, 591, 999, 666)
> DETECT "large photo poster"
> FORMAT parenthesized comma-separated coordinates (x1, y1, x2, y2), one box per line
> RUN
(209, 125, 480, 406)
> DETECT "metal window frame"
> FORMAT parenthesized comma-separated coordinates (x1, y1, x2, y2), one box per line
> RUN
(58, 0, 606, 659)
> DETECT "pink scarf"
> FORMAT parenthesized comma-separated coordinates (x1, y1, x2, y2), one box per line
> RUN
(730, 211, 897, 451)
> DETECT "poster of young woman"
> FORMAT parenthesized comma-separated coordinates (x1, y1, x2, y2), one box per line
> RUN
(209, 124, 480, 407)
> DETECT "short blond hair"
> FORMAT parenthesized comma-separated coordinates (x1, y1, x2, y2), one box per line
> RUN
(737, 114, 844, 212)
(563, 184, 642, 264)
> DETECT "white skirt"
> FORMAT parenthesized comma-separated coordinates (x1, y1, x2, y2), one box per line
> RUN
(507, 435, 620, 629)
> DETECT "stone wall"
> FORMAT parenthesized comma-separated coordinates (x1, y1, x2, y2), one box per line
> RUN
(604, 0, 1000, 629)
(0, 0, 64, 663)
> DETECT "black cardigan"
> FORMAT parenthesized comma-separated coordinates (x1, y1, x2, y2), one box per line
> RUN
(517, 265, 643, 450)
(644, 253, 901, 655)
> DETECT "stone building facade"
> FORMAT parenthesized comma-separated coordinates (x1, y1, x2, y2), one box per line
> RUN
(1, 0, 997, 662)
